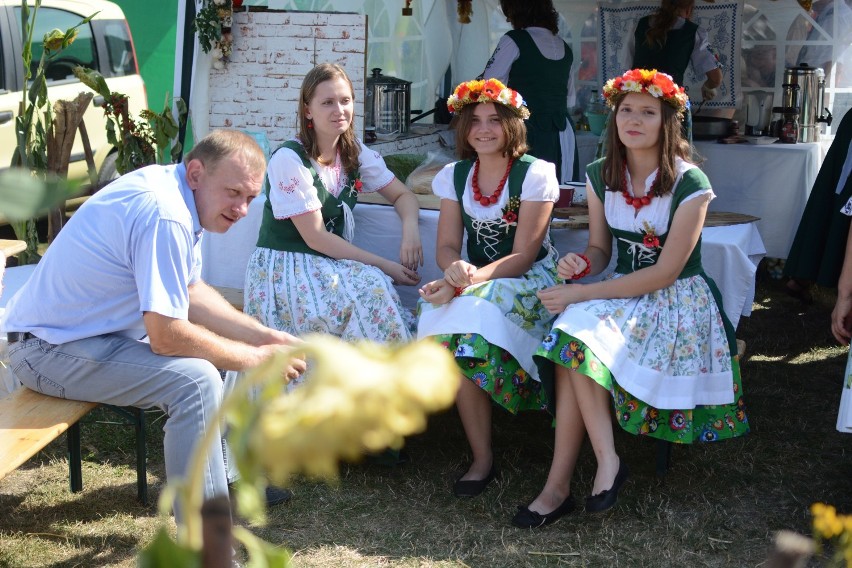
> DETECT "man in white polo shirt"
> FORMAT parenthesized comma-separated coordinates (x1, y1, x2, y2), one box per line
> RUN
(3, 129, 302, 519)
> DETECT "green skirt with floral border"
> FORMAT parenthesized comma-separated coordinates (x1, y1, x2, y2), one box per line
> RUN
(535, 331, 749, 443)
(435, 332, 548, 414)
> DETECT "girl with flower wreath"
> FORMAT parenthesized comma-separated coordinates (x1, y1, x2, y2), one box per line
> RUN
(417, 78, 560, 499)
(244, 63, 422, 373)
(512, 69, 749, 529)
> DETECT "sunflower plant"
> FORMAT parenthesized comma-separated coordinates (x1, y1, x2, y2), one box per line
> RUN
(811, 503, 852, 566)
(138, 336, 460, 567)
(11, 0, 93, 264)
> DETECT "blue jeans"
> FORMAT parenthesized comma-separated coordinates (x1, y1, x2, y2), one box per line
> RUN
(9, 334, 229, 520)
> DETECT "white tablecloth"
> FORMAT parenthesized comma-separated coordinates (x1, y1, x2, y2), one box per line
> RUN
(573, 134, 821, 260)
(691, 141, 820, 259)
(202, 199, 766, 330)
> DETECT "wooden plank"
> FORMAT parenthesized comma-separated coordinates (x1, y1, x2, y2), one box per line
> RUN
(0, 388, 97, 482)
(0, 240, 27, 257)
(357, 192, 441, 210)
(212, 285, 244, 310)
(551, 211, 761, 230)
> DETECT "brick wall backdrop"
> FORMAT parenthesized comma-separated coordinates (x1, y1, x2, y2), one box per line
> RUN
(207, 10, 367, 150)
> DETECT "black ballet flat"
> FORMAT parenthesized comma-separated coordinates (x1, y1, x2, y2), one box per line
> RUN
(511, 494, 576, 528)
(453, 465, 497, 498)
(585, 460, 629, 513)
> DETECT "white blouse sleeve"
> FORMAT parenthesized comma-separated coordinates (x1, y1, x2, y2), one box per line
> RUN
(691, 26, 722, 76)
(431, 162, 460, 200)
(520, 159, 560, 202)
(266, 147, 321, 219)
(357, 140, 395, 193)
(480, 34, 519, 82)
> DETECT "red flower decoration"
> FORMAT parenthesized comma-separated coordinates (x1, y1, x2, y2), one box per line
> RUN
(503, 210, 518, 224)
(232, 0, 243, 7)
(354, 179, 363, 192)
(643, 233, 660, 249)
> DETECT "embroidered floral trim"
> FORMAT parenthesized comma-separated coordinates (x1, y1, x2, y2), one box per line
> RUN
(278, 177, 300, 194)
(641, 221, 661, 249)
(346, 176, 363, 198)
(501, 196, 521, 233)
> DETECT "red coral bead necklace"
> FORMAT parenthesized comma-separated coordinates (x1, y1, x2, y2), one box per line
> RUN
(472, 157, 514, 206)
(621, 163, 659, 210)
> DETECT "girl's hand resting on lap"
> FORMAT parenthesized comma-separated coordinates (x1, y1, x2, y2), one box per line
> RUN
(419, 278, 455, 305)
(557, 253, 589, 280)
(444, 260, 476, 288)
(537, 283, 585, 314)
(383, 261, 421, 286)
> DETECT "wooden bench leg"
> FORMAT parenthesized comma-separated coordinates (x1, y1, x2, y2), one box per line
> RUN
(656, 439, 672, 478)
(67, 421, 83, 493)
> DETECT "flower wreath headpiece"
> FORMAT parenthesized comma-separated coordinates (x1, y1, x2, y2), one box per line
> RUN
(602, 69, 689, 118)
(446, 78, 530, 120)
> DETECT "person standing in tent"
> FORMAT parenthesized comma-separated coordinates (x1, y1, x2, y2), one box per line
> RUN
(784, 109, 852, 301)
(628, 0, 723, 103)
(481, 0, 579, 183)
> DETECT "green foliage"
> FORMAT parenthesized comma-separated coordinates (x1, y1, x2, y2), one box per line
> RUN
(191, 2, 222, 54)
(141, 97, 188, 165)
(74, 67, 186, 175)
(137, 528, 200, 568)
(12, 0, 92, 264)
(0, 169, 78, 222)
(382, 153, 426, 182)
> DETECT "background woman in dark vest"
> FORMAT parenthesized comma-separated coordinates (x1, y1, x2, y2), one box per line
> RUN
(481, 0, 578, 182)
(628, 0, 723, 103)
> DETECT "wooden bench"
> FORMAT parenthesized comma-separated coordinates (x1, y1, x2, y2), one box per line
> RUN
(0, 387, 149, 504)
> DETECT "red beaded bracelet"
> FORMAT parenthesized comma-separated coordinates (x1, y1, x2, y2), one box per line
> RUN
(571, 253, 591, 280)
(454, 286, 467, 297)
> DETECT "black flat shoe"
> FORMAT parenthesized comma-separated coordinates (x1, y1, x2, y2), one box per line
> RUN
(453, 465, 497, 498)
(585, 460, 629, 513)
(265, 486, 292, 507)
(511, 495, 575, 528)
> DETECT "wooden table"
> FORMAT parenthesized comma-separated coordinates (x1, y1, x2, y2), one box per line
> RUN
(0, 240, 26, 257)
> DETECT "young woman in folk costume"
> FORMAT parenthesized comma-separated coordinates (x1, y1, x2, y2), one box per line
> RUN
(417, 78, 560, 498)
(513, 69, 749, 529)
(244, 63, 423, 380)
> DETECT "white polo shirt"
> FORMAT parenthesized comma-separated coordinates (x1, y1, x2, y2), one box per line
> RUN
(3, 163, 203, 344)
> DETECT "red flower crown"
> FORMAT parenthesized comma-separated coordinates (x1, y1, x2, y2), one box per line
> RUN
(602, 69, 689, 118)
(447, 78, 530, 119)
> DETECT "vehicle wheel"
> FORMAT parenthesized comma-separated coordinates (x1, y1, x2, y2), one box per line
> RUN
(97, 153, 120, 191)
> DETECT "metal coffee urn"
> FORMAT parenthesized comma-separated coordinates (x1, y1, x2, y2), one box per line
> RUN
(365, 68, 412, 135)
(781, 63, 832, 142)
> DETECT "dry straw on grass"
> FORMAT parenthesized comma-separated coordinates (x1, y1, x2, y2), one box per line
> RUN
(1, 273, 850, 567)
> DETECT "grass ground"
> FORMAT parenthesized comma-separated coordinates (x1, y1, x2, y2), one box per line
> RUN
(1, 271, 850, 567)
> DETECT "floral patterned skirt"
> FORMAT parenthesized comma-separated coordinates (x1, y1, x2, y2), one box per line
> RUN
(535, 273, 749, 443)
(417, 256, 558, 414)
(244, 247, 414, 343)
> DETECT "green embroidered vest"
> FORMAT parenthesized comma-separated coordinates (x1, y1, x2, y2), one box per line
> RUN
(632, 16, 698, 86)
(256, 140, 360, 256)
(452, 155, 549, 267)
